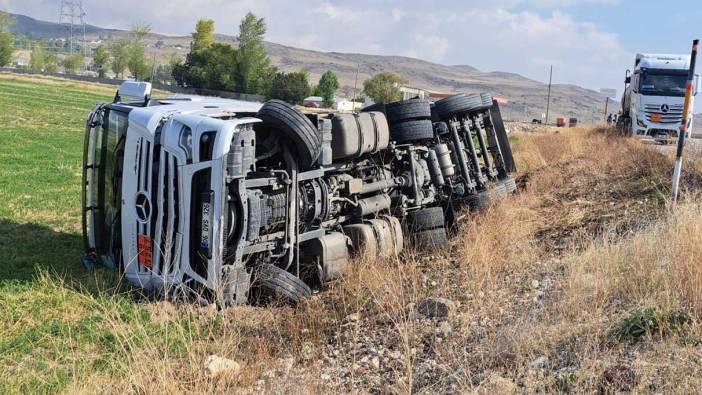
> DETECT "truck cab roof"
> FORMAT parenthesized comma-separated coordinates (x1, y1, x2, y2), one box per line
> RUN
(635, 53, 691, 71)
(112, 95, 263, 137)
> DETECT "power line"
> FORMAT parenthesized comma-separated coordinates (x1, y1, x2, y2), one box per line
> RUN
(58, 0, 87, 62)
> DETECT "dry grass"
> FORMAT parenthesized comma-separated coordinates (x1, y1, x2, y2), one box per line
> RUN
(8, 124, 702, 393)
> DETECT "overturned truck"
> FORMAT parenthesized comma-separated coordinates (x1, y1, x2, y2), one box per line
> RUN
(82, 82, 516, 306)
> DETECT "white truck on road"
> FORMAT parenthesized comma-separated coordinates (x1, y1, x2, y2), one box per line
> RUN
(620, 53, 699, 142)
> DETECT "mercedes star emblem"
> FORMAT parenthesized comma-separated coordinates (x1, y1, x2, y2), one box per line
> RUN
(135, 192, 151, 223)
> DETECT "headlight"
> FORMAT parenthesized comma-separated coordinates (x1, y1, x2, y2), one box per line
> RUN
(178, 126, 193, 162)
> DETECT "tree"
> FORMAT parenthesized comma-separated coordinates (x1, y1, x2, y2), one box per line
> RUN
(92, 44, 110, 77)
(29, 44, 46, 71)
(44, 53, 57, 72)
(191, 19, 215, 52)
(315, 70, 339, 107)
(268, 70, 311, 104)
(0, 11, 14, 67)
(128, 23, 151, 80)
(173, 43, 237, 90)
(110, 38, 131, 78)
(362, 72, 407, 104)
(62, 53, 84, 74)
(236, 12, 275, 95)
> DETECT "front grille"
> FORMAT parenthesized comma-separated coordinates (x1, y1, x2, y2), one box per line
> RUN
(135, 138, 181, 275)
(136, 138, 151, 273)
(645, 104, 683, 124)
(153, 150, 180, 275)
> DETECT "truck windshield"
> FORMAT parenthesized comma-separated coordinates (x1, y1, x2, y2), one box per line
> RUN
(639, 70, 687, 96)
(91, 108, 127, 264)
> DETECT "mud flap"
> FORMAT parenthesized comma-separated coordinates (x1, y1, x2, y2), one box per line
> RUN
(220, 264, 251, 306)
(489, 101, 517, 173)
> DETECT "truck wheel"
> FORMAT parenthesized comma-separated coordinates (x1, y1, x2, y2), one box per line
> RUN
(390, 119, 434, 143)
(412, 228, 448, 251)
(467, 185, 506, 210)
(433, 94, 482, 120)
(406, 207, 448, 251)
(249, 264, 312, 305)
(256, 100, 321, 169)
(406, 206, 445, 232)
(385, 98, 431, 124)
(480, 93, 493, 110)
(501, 177, 517, 194)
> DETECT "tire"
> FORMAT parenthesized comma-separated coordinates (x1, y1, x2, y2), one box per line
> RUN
(390, 119, 434, 143)
(407, 207, 445, 232)
(467, 186, 506, 210)
(501, 177, 517, 194)
(385, 98, 431, 124)
(433, 94, 482, 120)
(412, 228, 448, 251)
(256, 100, 321, 169)
(480, 93, 493, 110)
(249, 264, 312, 305)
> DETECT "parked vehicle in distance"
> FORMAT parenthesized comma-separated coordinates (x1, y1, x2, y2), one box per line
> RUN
(568, 118, 578, 127)
(556, 117, 566, 127)
(81, 82, 516, 307)
(619, 53, 699, 143)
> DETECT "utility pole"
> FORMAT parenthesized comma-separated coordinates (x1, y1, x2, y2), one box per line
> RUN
(545, 65, 553, 125)
(352, 62, 360, 112)
(58, 1, 87, 64)
(604, 97, 609, 122)
(671, 39, 699, 202)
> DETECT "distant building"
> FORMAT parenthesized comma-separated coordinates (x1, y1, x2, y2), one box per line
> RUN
(399, 86, 427, 100)
(304, 96, 363, 112)
(334, 97, 363, 112)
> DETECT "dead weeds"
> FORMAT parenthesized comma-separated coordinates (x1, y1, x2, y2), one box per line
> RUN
(55, 127, 702, 393)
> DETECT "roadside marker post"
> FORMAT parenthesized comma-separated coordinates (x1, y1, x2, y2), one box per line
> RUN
(671, 39, 699, 203)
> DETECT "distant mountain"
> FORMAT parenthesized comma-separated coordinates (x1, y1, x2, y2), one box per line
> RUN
(7, 11, 613, 122)
(8, 13, 120, 37)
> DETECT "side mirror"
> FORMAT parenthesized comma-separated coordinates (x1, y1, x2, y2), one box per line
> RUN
(624, 76, 631, 84)
(116, 81, 152, 103)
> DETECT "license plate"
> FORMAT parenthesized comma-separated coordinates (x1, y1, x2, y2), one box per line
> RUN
(200, 201, 211, 250)
(137, 234, 152, 268)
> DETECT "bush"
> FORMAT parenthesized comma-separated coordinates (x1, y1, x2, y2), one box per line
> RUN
(609, 307, 690, 342)
(267, 70, 311, 104)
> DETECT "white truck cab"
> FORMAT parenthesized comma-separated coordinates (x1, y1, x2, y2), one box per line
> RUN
(621, 53, 699, 142)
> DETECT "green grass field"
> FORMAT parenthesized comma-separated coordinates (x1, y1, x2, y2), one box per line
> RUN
(0, 75, 199, 393)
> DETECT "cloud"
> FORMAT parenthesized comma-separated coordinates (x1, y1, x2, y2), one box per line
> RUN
(0, 0, 631, 89)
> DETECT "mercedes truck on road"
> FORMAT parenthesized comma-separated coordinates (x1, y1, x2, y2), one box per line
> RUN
(620, 53, 699, 143)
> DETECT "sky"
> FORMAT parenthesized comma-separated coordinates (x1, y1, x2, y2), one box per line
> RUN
(1, 0, 701, 94)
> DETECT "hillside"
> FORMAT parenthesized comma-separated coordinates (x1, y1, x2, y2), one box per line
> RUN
(7, 12, 612, 122)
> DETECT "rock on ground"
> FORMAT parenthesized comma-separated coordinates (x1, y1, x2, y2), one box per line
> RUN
(203, 355, 241, 377)
(417, 297, 455, 318)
